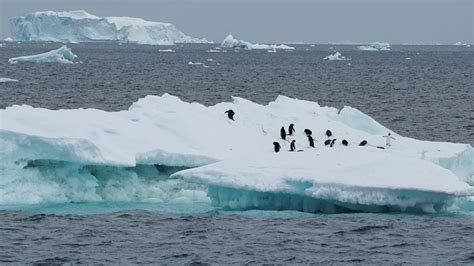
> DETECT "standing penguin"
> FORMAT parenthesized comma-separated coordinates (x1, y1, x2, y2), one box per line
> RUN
(342, 139, 349, 146)
(326, 130, 332, 138)
(273, 142, 281, 153)
(288, 124, 295, 135)
(290, 140, 296, 151)
(330, 139, 337, 147)
(308, 135, 315, 148)
(304, 129, 312, 136)
(225, 109, 235, 120)
(280, 126, 287, 140)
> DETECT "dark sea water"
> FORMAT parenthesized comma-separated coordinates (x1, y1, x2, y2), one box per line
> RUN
(0, 42, 473, 264)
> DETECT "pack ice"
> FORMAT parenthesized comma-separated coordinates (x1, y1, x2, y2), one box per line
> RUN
(221, 34, 294, 50)
(10, 10, 209, 45)
(1, 94, 472, 213)
(8, 45, 77, 64)
(358, 42, 391, 51)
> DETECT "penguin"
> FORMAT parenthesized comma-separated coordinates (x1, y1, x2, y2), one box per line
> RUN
(288, 123, 295, 135)
(308, 135, 315, 148)
(330, 139, 337, 147)
(359, 140, 368, 146)
(326, 130, 332, 138)
(324, 139, 332, 146)
(342, 139, 348, 146)
(290, 140, 296, 151)
(273, 142, 281, 153)
(225, 109, 235, 120)
(280, 126, 287, 140)
(304, 129, 312, 136)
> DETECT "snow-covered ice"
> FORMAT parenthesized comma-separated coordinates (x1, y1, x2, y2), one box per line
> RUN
(323, 51, 348, 61)
(159, 49, 175, 53)
(10, 10, 209, 45)
(1, 94, 472, 212)
(8, 45, 77, 64)
(358, 42, 391, 51)
(221, 34, 295, 50)
(0, 78, 19, 83)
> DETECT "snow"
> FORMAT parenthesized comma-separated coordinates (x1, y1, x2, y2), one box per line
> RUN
(1, 94, 473, 212)
(8, 45, 77, 64)
(221, 34, 295, 50)
(323, 51, 348, 61)
(358, 42, 391, 51)
(10, 10, 209, 45)
(0, 78, 19, 83)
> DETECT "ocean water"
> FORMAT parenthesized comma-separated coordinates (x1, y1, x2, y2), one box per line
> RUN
(1, 42, 473, 263)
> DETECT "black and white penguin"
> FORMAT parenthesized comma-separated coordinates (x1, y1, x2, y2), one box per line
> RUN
(225, 109, 235, 120)
(326, 130, 332, 138)
(273, 142, 281, 153)
(304, 129, 312, 136)
(308, 135, 315, 148)
(330, 139, 337, 147)
(280, 126, 287, 140)
(324, 139, 332, 146)
(290, 140, 296, 151)
(342, 139, 348, 146)
(288, 123, 295, 136)
(359, 140, 368, 146)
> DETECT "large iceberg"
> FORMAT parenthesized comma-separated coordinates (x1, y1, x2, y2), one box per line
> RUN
(358, 42, 391, 51)
(1, 94, 472, 212)
(221, 34, 294, 50)
(10, 10, 209, 45)
(8, 45, 77, 64)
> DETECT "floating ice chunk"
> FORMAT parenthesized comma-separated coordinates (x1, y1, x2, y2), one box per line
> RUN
(10, 10, 209, 45)
(323, 51, 348, 61)
(4, 37, 13, 42)
(206, 49, 220, 53)
(221, 34, 294, 50)
(358, 42, 391, 51)
(0, 78, 19, 83)
(267, 48, 277, 53)
(188, 61, 203, 65)
(8, 45, 77, 64)
(159, 49, 175, 52)
(406, 57, 411, 60)
(1, 94, 472, 211)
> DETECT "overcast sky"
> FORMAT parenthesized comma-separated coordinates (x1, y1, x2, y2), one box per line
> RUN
(1, 0, 472, 44)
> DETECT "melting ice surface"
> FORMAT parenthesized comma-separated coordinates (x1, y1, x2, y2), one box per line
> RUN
(10, 10, 209, 45)
(221, 34, 294, 50)
(8, 45, 77, 64)
(0, 94, 473, 214)
(358, 42, 391, 51)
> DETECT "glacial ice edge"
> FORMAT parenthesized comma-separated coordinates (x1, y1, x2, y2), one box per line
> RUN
(1, 93, 473, 213)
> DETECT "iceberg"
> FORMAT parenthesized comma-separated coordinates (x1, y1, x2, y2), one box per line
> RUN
(0, 78, 19, 82)
(8, 45, 77, 64)
(323, 51, 348, 61)
(358, 42, 391, 51)
(10, 10, 209, 45)
(221, 34, 294, 50)
(1, 94, 472, 212)
(158, 49, 175, 53)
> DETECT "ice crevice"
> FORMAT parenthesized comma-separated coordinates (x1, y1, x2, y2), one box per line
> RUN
(1, 94, 473, 213)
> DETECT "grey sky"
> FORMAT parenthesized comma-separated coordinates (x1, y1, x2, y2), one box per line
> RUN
(1, 0, 472, 44)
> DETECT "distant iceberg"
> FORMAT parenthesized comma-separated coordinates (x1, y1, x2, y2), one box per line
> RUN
(358, 42, 391, 51)
(323, 51, 348, 61)
(1, 94, 472, 212)
(8, 45, 77, 64)
(10, 10, 209, 45)
(221, 34, 294, 50)
(159, 49, 175, 53)
(0, 78, 19, 82)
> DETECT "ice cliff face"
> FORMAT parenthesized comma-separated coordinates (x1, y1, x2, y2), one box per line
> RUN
(358, 42, 391, 51)
(10, 10, 209, 45)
